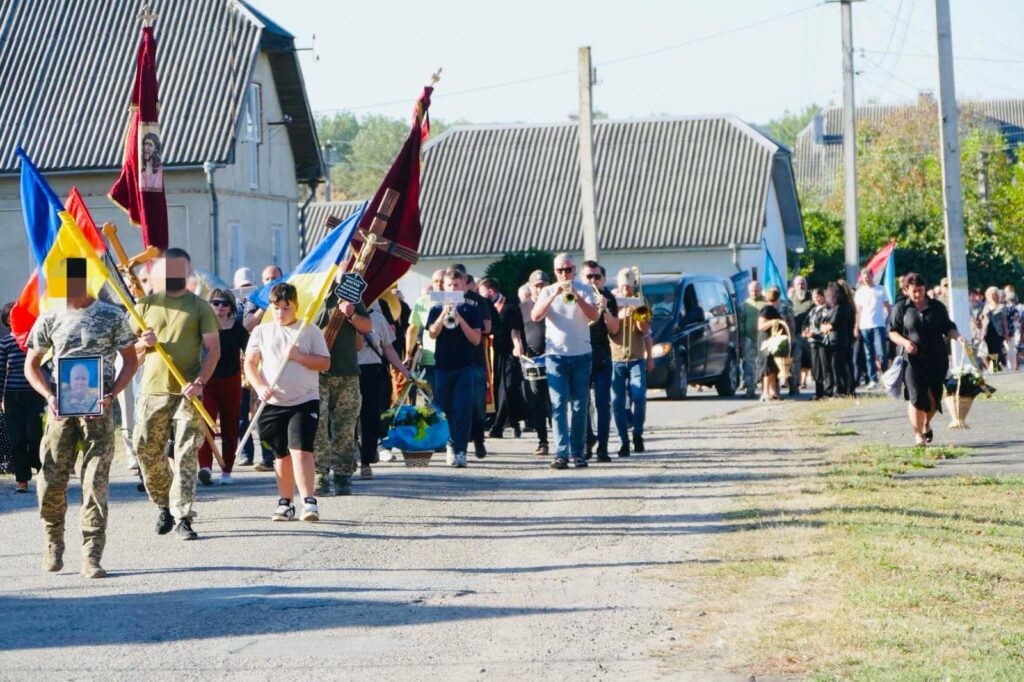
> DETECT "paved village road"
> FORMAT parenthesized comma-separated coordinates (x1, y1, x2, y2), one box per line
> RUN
(0, 390, 796, 681)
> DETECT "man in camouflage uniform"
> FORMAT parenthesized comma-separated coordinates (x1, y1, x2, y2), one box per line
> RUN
(741, 280, 766, 399)
(313, 281, 371, 496)
(24, 257, 138, 578)
(132, 248, 220, 541)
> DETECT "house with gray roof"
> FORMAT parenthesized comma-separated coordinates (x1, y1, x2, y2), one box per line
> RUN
(0, 0, 322, 296)
(793, 97, 1024, 198)
(304, 115, 805, 299)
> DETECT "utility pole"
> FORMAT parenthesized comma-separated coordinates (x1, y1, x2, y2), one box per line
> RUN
(836, 0, 861, 284)
(934, 0, 971, 338)
(577, 46, 599, 262)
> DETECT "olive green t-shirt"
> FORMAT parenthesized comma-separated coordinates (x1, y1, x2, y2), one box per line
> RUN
(132, 291, 219, 394)
(315, 294, 366, 377)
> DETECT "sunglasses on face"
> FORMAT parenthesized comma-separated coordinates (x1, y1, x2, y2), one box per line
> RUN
(584, 273, 602, 281)
(210, 299, 231, 307)
(555, 267, 574, 273)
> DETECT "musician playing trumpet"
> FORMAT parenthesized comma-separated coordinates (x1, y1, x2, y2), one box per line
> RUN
(610, 267, 651, 457)
(530, 254, 600, 469)
(426, 267, 483, 469)
(581, 260, 620, 462)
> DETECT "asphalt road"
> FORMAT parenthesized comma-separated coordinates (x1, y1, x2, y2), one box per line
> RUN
(0, 389, 780, 681)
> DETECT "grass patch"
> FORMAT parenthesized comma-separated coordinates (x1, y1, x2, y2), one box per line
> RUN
(820, 427, 859, 437)
(674, 406, 1024, 680)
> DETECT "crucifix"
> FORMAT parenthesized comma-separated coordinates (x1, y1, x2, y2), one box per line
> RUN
(323, 188, 419, 347)
(137, 4, 158, 26)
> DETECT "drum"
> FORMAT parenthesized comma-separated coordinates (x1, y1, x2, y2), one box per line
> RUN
(520, 355, 547, 381)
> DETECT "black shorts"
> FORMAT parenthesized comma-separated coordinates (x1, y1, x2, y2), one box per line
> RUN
(258, 399, 320, 457)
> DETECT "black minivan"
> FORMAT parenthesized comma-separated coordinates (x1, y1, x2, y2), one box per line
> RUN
(641, 274, 741, 399)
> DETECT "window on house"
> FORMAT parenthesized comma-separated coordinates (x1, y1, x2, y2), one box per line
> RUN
(273, 225, 290, 271)
(229, 223, 245, 276)
(243, 83, 262, 190)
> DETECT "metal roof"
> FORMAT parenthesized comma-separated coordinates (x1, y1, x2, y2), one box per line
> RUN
(302, 200, 364, 254)
(0, 0, 323, 182)
(794, 99, 1024, 196)
(408, 116, 804, 258)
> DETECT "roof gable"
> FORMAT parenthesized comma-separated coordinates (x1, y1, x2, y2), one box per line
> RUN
(0, 0, 322, 181)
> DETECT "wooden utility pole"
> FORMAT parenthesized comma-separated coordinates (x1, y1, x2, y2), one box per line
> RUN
(934, 0, 971, 337)
(838, 0, 860, 284)
(577, 46, 599, 262)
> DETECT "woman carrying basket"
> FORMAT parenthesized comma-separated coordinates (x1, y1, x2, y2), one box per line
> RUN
(887, 272, 966, 446)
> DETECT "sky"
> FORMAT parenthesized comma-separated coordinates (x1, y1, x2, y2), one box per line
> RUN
(249, 0, 1024, 127)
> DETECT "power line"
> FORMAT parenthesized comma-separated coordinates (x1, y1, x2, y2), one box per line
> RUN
(312, 4, 824, 116)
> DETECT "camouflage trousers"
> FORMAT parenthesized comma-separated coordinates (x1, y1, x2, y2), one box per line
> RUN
(37, 412, 115, 562)
(133, 394, 203, 521)
(742, 337, 759, 396)
(314, 375, 361, 477)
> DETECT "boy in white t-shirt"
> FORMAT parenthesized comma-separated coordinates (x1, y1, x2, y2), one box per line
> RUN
(244, 283, 331, 522)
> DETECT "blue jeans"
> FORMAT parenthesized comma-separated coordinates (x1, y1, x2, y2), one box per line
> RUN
(545, 353, 592, 461)
(435, 366, 475, 454)
(860, 327, 888, 383)
(587, 360, 612, 450)
(612, 360, 647, 447)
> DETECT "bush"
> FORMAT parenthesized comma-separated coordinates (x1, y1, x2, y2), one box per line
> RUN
(482, 249, 555, 298)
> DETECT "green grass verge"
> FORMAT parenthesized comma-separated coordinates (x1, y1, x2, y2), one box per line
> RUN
(688, 415, 1024, 680)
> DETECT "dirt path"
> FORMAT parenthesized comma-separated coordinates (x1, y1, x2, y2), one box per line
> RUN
(0, 400, 816, 681)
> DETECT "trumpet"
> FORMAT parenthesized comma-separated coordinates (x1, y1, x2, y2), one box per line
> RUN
(442, 303, 458, 329)
(561, 281, 577, 304)
(589, 284, 605, 325)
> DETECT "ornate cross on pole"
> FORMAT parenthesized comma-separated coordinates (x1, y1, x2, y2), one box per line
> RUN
(323, 189, 420, 347)
(138, 3, 159, 26)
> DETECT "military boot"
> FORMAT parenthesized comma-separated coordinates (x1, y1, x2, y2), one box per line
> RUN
(333, 473, 352, 496)
(42, 542, 64, 573)
(314, 472, 330, 496)
(81, 558, 107, 579)
(82, 534, 106, 578)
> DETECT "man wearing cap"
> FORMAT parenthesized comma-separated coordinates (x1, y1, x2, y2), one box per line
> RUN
(531, 253, 600, 469)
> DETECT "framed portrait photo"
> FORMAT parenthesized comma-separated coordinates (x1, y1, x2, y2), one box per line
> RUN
(56, 356, 104, 418)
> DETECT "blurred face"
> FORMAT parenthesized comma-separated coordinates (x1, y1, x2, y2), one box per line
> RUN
(478, 284, 497, 300)
(65, 275, 88, 299)
(554, 257, 575, 283)
(210, 295, 233, 319)
(813, 291, 825, 306)
(70, 365, 89, 394)
(793, 277, 807, 292)
(157, 256, 190, 293)
(262, 266, 282, 285)
(748, 282, 762, 299)
(530, 281, 546, 301)
(270, 297, 297, 325)
(431, 269, 444, 291)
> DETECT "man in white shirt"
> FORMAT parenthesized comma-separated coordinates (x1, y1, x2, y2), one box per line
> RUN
(530, 253, 600, 469)
(854, 268, 891, 388)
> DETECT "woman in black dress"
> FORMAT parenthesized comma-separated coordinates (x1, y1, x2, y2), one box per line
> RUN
(822, 282, 855, 397)
(888, 272, 965, 446)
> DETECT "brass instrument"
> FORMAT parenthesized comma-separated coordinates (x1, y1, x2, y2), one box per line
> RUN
(443, 303, 458, 329)
(589, 284, 605, 326)
(631, 266, 652, 323)
(561, 280, 577, 304)
(622, 267, 651, 358)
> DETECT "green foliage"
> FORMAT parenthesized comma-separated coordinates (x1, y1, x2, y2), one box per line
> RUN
(482, 249, 555, 298)
(316, 113, 463, 201)
(762, 104, 822, 148)
(801, 103, 1024, 288)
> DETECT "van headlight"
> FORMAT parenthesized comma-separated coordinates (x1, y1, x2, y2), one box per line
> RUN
(651, 342, 672, 359)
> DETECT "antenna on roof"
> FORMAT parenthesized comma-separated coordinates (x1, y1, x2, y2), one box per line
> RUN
(295, 34, 320, 62)
(138, 3, 159, 27)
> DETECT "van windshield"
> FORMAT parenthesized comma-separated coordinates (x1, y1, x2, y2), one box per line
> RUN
(641, 282, 676, 320)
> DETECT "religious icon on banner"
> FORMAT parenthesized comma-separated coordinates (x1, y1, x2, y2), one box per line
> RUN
(138, 123, 164, 192)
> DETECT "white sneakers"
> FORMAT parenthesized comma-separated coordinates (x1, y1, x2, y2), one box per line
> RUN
(219, 473, 233, 485)
(301, 498, 319, 522)
(446, 444, 456, 466)
(272, 499, 295, 521)
(454, 452, 467, 468)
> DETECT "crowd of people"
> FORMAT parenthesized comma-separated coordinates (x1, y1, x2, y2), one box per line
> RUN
(0, 250, 658, 577)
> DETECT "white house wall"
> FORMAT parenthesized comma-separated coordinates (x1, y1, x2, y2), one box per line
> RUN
(0, 53, 302, 300)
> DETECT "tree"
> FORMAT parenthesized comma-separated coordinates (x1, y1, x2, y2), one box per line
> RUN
(762, 104, 822, 148)
(483, 250, 554, 298)
(800, 102, 1024, 288)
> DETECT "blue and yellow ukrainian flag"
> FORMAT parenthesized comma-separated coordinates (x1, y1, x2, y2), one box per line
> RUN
(249, 202, 366, 323)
